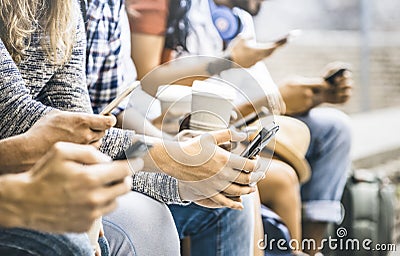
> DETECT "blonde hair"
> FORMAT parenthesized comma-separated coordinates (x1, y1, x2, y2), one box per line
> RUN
(0, 0, 77, 64)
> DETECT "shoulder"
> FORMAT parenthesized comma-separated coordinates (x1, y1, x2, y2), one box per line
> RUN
(126, 0, 169, 35)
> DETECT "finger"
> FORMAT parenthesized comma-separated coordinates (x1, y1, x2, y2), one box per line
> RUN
(225, 153, 257, 173)
(91, 176, 133, 205)
(52, 142, 112, 164)
(85, 161, 133, 186)
(209, 129, 247, 145)
(195, 198, 221, 208)
(231, 171, 252, 185)
(223, 183, 256, 197)
(87, 114, 117, 131)
(209, 193, 244, 210)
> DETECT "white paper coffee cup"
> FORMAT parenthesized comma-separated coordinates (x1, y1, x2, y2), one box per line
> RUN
(190, 80, 236, 131)
(156, 85, 192, 116)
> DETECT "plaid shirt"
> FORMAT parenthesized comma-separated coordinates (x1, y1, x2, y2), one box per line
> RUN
(85, 0, 124, 115)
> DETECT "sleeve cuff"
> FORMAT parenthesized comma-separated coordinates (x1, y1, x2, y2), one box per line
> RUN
(132, 172, 190, 205)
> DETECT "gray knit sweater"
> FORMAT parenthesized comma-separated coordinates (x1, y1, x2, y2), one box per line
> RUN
(0, 16, 182, 204)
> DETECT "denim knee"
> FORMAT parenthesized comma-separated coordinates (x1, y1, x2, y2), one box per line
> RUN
(296, 108, 352, 222)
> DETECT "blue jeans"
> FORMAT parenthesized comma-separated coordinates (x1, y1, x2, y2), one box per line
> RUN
(0, 228, 93, 256)
(103, 191, 180, 256)
(295, 108, 352, 223)
(168, 193, 254, 256)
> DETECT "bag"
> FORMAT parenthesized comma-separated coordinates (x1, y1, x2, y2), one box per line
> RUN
(261, 205, 292, 256)
(329, 169, 399, 256)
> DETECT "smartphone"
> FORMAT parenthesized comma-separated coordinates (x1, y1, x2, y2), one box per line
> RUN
(241, 123, 279, 159)
(247, 29, 302, 49)
(114, 140, 152, 160)
(100, 81, 141, 115)
(324, 68, 347, 86)
(272, 29, 302, 46)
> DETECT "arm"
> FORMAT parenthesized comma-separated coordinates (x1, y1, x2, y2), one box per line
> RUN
(0, 142, 139, 233)
(0, 13, 93, 140)
(279, 65, 353, 116)
(128, 4, 283, 97)
(0, 110, 116, 174)
(38, 12, 92, 113)
(0, 39, 53, 138)
(137, 129, 262, 209)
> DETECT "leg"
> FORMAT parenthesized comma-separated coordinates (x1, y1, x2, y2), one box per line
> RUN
(295, 108, 352, 255)
(169, 193, 255, 256)
(257, 159, 302, 252)
(253, 188, 265, 256)
(103, 191, 180, 256)
(0, 228, 93, 256)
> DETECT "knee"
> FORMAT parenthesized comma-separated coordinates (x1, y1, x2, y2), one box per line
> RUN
(261, 160, 300, 193)
(308, 108, 352, 149)
(273, 160, 300, 189)
(326, 108, 352, 142)
(103, 192, 180, 256)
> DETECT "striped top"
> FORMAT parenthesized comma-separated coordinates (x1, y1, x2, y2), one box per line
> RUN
(0, 9, 182, 204)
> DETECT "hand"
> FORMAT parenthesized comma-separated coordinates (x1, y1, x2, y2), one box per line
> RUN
(147, 129, 260, 209)
(279, 71, 353, 116)
(228, 37, 283, 68)
(0, 142, 143, 233)
(279, 77, 326, 115)
(321, 62, 353, 104)
(189, 156, 268, 209)
(25, 109, 116, 150)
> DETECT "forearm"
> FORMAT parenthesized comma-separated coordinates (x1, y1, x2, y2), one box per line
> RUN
(0, 173, 26, 228)
(0, 134, 44, 174)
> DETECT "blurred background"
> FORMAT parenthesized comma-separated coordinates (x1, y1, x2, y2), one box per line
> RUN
(252, 1, 400, 254)
(254, 0, 400, 114)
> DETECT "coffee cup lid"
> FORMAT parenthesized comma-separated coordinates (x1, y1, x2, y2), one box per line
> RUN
(192, 80, 236, 100)
(157, 85, 192, 102)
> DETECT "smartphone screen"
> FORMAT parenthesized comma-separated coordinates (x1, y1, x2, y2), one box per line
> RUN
(241, 124, 279, 159)
(100, 81, 141, 115)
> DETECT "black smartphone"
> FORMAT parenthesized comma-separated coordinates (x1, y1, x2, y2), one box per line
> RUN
(241, 123, 279, 159)
(324, 68, 347, 86)
(114, 140, 152, 160)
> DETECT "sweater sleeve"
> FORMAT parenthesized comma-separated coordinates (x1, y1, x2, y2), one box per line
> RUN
(132, 172, 189, 205)
(0, 40, 53, 139)
(37, 19, 92, 114)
